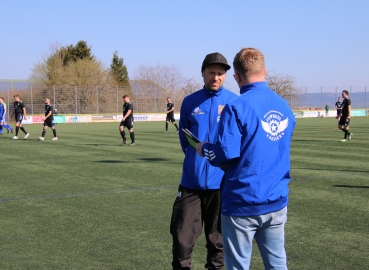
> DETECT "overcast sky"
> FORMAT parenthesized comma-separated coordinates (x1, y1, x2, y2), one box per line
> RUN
(1, 0, 368, 93)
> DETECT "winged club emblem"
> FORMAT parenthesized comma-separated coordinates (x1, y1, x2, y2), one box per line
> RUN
(261, 115, 289, 141)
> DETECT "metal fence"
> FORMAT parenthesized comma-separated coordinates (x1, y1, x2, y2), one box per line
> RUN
(296, 86, 368, 110)
(0, 81, 189, 118)
(0, 81, 368, 119)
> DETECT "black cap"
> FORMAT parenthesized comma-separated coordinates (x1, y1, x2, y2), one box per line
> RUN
(201, 52, 231, 72)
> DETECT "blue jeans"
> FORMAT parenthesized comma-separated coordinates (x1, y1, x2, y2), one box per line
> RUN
(221, 207, 288, 270)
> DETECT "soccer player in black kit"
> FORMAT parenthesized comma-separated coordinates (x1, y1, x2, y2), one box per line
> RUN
(336, 90, 352, 142)
(335, 97, 343, 120)
(10, 94, 30, 140)
(38, 98, 58, 141)
(119, 95, 135, 146)
(164, 97, 179, 133)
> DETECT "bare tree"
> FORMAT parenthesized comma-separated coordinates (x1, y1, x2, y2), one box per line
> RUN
(133, 64, 183, 94)
(132, 64, 199, 113)
(266, 72, 302, 108)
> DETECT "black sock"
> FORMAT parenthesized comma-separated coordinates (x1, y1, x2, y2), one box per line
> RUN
(121, 131, 126, 141)
(20, 126, 27, 134)
(165, 122, 168, 131)
(174, 123, 178, 131)
(344, 130, 348, 139)
(42, 130, 46, 137)
(130, 131, 135, 143)
(53, 129, 57, 137)
(16, 126, 19, 136)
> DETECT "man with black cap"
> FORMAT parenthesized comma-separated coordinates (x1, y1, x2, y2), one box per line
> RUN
(170, 52, 237, 269)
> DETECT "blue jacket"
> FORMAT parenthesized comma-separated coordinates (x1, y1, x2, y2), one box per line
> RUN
(179, 85, 237, 190)
(201, 82, 296, 216)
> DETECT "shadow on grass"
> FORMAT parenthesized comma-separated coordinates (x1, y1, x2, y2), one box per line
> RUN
(94, 160, 126, 163)
(138, 158, 170, 162)
(292, 139, 320, 141)
(77, 144, 109, 146)
(333, 185, 369, 189)
(293, 168, 369, 173)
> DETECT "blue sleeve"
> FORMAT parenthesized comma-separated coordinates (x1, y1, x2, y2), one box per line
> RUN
(178, 100, 189, 154)
(201, 104, 242, 167)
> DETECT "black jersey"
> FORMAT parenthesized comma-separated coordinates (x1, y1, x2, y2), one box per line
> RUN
(341, 98, 351, 116)
(167, 102, 174, 116)
(45, 104, 54, 120)
(123, 102, 133, 118)
(335, 101, 343, 109)
(14, 100, 25, 115)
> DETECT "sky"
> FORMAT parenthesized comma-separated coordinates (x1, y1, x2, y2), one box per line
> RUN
(1, 0, 369, 93)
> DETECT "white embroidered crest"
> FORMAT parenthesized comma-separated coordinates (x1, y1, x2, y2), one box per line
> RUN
(261, 111, 289, 141)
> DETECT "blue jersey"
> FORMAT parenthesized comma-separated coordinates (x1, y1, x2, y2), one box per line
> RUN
(0, 102, 5, 120)
(0, 102, 4, 114)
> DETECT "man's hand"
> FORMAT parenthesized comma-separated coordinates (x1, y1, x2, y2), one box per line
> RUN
(196, 142, 206, 157)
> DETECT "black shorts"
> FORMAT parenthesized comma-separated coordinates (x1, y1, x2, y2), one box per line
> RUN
(120, 118, 134, 130)
(44, 119, 55, 128)
(15, 114, 23, 123)
(166, 114, 176, 123)
(339, 117, 350, 127)
(336, 109, 342, 116)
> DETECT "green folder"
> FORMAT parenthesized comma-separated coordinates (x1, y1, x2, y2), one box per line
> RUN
(181, 128, 200, 149)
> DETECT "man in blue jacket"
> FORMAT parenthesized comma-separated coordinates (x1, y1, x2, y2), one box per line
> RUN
(170, 52, 237, 270)
(196, 48, 296, 270)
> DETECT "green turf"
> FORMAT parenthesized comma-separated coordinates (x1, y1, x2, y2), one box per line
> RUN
(0, 118, 368, 269)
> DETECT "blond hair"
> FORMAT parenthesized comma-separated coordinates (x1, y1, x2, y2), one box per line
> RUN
(233, 48, 265, 78)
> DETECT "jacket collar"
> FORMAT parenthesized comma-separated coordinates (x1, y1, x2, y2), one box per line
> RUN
(240, 81, 268, 95)
(203, 85, 224, 96)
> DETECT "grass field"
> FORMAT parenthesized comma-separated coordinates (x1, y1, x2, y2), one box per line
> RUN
(1, 118, 368, 270)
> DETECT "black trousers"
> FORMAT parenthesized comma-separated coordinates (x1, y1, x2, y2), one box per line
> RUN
(170, 185, 223, 270)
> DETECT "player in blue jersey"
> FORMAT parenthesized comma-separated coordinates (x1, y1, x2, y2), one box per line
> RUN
(0, 97, 14, 134)
(0, 97, 3, 134)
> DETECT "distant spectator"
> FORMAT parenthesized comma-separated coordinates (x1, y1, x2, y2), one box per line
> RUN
(325, 104, 330, 117)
